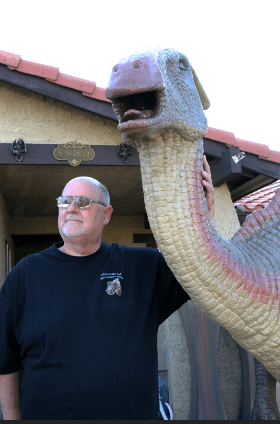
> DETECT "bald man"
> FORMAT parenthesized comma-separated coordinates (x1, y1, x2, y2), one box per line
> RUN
(0, 159, 215, 420)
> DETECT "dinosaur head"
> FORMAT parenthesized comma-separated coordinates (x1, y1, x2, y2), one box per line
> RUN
(105, 47, 210, 143)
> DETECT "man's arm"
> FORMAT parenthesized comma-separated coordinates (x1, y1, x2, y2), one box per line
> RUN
(201, 155, 215, 225)
(0, 371, 22, 420)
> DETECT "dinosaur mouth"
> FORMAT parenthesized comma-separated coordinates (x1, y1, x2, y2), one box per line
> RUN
(111, 89, 165, 136)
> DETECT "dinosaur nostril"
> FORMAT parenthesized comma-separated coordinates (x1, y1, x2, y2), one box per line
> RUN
(133, 60, 143, 70)
(113, 65, 119, 72)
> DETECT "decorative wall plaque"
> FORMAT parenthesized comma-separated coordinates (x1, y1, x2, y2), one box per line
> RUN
(53, 142, 95, 166)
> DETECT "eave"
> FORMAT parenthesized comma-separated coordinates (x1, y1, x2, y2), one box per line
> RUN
(203, 138, 280, 201)
(0, 63, 115, 121)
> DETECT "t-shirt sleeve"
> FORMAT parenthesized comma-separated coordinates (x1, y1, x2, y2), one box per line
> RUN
(0, 277, 22, 374)
(156, 252, 190, 325)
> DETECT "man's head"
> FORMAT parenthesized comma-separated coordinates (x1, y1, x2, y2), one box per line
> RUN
(58, 177, 113, 245)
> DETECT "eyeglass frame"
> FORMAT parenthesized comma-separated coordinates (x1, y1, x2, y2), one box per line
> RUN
(56, 195, 106, 209)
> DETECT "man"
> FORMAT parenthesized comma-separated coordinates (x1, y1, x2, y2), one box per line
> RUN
(0, 157, 214, 420)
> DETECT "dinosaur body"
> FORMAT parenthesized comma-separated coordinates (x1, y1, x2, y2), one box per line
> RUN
(105, 47, 280, 383)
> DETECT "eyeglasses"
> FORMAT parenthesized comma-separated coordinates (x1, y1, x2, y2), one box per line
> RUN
(56, 195, 106, 209)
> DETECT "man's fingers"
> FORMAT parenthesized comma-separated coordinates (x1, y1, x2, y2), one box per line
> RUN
(202, 156, 213, 184)
(202, 170, 212, 184)
(203, 155, 211, 175)
(202, 181, 214, 197)
(201, 156, 215, 224)
(201, 155, 214, 197)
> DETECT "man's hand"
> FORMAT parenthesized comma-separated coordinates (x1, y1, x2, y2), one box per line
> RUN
(201, 155, 215, 225)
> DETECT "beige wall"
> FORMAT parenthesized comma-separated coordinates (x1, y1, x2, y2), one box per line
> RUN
(0, 81, 123, 146)
(0, 193, 14, 287)
(213, 183, 241, 238)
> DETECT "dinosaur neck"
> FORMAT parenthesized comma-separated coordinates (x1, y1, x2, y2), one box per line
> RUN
(134, 129, 217, 293)
(134, 129, 280, 381)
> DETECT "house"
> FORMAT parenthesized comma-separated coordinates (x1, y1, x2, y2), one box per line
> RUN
(1, 49, 280, 419)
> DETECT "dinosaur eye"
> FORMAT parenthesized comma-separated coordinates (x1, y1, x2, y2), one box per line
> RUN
(178, 59, 194, 87)
(178, 59, 189, 72)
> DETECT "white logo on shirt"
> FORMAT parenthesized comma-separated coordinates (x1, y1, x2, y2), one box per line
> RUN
(100, 272, 123, 280)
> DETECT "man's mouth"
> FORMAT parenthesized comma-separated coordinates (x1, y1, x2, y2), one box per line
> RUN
(65, 217, 83, 222)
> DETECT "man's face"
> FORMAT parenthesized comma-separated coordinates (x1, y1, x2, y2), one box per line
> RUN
(58, 179, 112, 242)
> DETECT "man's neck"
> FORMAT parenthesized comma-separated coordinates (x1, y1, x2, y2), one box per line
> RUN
(59, 240, 101, 256)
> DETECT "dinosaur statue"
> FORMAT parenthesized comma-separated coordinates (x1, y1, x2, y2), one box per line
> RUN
(105, 47, 280, 419)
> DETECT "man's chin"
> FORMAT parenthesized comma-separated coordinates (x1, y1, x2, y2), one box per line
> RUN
(62, 227, 85, 237)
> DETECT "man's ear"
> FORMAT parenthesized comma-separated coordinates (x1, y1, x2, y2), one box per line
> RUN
(103, 205, 113, 226)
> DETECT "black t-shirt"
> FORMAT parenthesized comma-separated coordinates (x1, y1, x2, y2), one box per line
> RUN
(0, 242, 190, 419)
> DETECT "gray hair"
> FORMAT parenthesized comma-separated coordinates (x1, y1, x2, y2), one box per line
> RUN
(97, 181, 110, 206)
(63, 176, 110, 206)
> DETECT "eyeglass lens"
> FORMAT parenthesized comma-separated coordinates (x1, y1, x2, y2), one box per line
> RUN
(57, 196, 91, 209)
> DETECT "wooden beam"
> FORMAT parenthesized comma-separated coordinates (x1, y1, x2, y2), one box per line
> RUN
(0, 64, 117, 121)
(211, 146, 242, 187)
(241, 152, 280, 180)
(0, 143, 140, 166)
(203, 138, 228, 159)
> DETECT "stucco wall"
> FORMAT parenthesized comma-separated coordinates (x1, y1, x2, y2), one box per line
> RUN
(213, 183, 241, 238)
(0, 81, 123, 146)
(0, 193, 14, 287)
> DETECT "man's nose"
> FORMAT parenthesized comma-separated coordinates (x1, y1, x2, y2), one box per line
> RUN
(67, 199, 78, 212)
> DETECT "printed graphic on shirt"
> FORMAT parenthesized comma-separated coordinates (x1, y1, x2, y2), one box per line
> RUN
(106, 278, 122, 296)
(100, 272, 123, 280)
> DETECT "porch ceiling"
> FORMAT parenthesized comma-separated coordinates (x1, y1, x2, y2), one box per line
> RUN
(0, 165, 145, 217)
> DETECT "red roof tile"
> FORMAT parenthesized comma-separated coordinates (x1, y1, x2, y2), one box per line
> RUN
(0, 49, 280, 165)
(0, 50, 21, 67)
(47, 73, 96, 94)
(261, 149, 280, 163)
(205, 127, 235, 145)
(8, 60, 59, 80)
(235, 180, 280, 212)
(82, 86, 109, 102)
(235, 137, 270, 158)
(206, 129, 280, 164)
(0, 49, 108, 103)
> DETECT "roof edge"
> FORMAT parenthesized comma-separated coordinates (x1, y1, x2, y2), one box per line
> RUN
(0, 49, 110, 103)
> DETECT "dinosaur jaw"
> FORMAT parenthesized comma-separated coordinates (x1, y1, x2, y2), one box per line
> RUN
(111, 89, 167, 140)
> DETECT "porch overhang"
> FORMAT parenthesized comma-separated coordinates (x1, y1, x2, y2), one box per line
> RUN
(1, 140, 279, 221)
